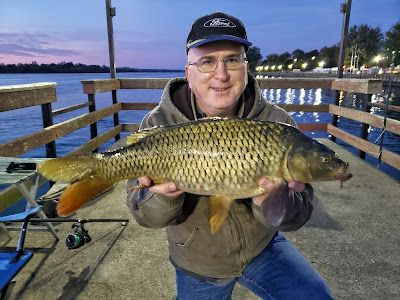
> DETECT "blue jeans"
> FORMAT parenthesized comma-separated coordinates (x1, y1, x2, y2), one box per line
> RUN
(175, 232, 333, 300)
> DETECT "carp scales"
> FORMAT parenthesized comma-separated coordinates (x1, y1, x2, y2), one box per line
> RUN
(37, 117, 352, 233)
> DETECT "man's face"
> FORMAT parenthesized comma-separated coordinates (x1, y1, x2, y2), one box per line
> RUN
(185, 41, 249, 117)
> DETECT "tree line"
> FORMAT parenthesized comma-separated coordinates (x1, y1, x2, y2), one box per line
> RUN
(0, 61, 183, 73)
(247, 21, 400, 71)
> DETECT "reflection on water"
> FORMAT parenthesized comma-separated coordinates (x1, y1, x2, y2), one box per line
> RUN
(263, 86, 400, 180)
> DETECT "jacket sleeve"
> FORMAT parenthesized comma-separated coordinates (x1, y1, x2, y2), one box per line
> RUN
(251, 102, 314, 231)
(125, 113, 186, 228)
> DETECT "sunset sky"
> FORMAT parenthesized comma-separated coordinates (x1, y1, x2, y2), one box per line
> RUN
(0, 0, 399, 69)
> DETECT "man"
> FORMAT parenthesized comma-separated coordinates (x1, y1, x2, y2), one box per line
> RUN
(126, 12, 332, 299)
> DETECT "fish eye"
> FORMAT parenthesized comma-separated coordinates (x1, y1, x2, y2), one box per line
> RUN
(321, 157, 329, 163)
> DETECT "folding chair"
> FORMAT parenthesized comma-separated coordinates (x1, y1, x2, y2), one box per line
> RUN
(0, 206, 42, 299)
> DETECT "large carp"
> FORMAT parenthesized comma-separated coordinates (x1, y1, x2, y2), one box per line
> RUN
(37, 117, 352, 233)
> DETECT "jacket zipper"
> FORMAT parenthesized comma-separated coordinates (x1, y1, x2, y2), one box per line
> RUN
(229, 203, 248, 272)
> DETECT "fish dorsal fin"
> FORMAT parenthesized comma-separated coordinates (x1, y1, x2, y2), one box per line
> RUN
(126, 125, 167, 145)
(209, 195, 235, 234)
(126, 131, 153, 145)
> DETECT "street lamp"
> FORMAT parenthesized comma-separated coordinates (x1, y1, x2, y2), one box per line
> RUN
(288, 64, 293, 70)
(374, 55, 382, 64)
(301, 63, 307, 69)
(264, 66, 269, 71)
(271, 65, 276, 70)
(278, 65, 282, 70)
(318, 61, 325, 67)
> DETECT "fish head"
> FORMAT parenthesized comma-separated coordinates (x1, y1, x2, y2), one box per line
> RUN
(287, 136, 352, 183)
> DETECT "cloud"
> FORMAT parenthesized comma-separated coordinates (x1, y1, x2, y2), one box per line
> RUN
(0, 32, 81, 59)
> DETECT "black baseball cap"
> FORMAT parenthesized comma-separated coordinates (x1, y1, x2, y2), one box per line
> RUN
(186, 12, 252, 53)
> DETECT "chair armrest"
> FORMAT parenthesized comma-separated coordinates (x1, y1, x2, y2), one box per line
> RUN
(0, 206, 42, 222)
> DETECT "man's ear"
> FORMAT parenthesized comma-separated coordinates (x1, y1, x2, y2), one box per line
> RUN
(185, 65, 192, 89)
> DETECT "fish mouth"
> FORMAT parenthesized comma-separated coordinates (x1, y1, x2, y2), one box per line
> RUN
(335, 163, 353, 182)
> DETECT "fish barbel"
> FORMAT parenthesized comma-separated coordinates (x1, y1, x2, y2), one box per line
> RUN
(37, 117, 352, 233)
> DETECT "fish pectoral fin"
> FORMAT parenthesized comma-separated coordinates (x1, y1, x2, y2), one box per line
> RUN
(57, 176, 114, 217)
(209, 195, 234, 234)
(261, 182, 292, 228)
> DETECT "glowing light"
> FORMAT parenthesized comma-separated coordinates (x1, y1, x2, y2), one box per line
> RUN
(278, 65, 282, 70)
(264, 66, 269, 71)
(311, 56, 316, 60)
(301, 63, 307, 69)
(318, 61, 325, 67)
(374, 55, 382, 62)
(271, 65, 276, 70)
(288, 64, 293, 69)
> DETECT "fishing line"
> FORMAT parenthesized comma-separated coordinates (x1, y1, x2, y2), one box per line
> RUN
(376, 51, 396, 168)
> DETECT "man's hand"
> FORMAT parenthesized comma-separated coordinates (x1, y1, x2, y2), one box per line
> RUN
(138, 176, 184, 197)
(252, 178, 305, 206)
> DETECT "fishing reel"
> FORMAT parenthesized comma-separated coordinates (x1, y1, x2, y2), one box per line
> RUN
(65, 222, 91, 250)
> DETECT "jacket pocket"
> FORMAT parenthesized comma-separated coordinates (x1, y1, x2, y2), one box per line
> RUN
(175, 226, 201, 248)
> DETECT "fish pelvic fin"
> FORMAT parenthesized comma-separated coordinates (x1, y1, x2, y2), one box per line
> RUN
(209, 195, 234, 234)
(262, 182, 292, 228)
(37, 156, 97, 182)
(57, 176, 114, 217)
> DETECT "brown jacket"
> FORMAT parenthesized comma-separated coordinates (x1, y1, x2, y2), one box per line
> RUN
(126, 74, 313, 279)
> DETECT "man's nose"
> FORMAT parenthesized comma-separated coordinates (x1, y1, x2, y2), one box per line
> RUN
(214, 61, 229, 80)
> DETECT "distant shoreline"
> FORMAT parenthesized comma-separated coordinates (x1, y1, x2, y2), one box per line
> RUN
(0, 69, 185, 74)
(0, 62, 184, 73)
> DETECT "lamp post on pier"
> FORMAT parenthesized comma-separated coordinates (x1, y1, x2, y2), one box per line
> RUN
(331, 0, 352, 142)
(105, 0, 120, 141)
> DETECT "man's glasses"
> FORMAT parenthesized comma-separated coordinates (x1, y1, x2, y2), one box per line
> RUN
(188, 55, 246, 73)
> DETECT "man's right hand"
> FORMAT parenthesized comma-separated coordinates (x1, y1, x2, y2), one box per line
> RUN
(137, 176, 184, 197)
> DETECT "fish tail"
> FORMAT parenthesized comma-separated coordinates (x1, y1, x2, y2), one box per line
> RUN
(57, 176, 114, 216)
(37, 156, 98, 182)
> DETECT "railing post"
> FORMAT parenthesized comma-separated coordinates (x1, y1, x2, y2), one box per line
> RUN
(358, 94, 372, 159)
(41, 103, 57, 158)
(88, 94, 98, 153)
(112, 90, 120, 141)
(330, 91, 340, 142)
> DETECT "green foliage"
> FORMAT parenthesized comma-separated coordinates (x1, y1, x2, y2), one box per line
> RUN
(345, 24, 384, 66)
(383, 21, 400, 66)
(319, 45, 339, 68)
(246, 46, 263, 71)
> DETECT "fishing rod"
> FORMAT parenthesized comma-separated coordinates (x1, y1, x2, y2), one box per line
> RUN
(376, 51, 396, 168)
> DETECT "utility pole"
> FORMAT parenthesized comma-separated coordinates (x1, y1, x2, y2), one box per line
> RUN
(337, 0, 352, 79)
(331, 0, 352, 142)
(105, 0, 120, 141)
(106, 0, 116, 78)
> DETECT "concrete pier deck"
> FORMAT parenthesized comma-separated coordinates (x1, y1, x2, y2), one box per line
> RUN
(1, 139, 399, 299)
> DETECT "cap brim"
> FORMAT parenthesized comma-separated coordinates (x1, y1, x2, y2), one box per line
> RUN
(187, 36, 252, 50)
